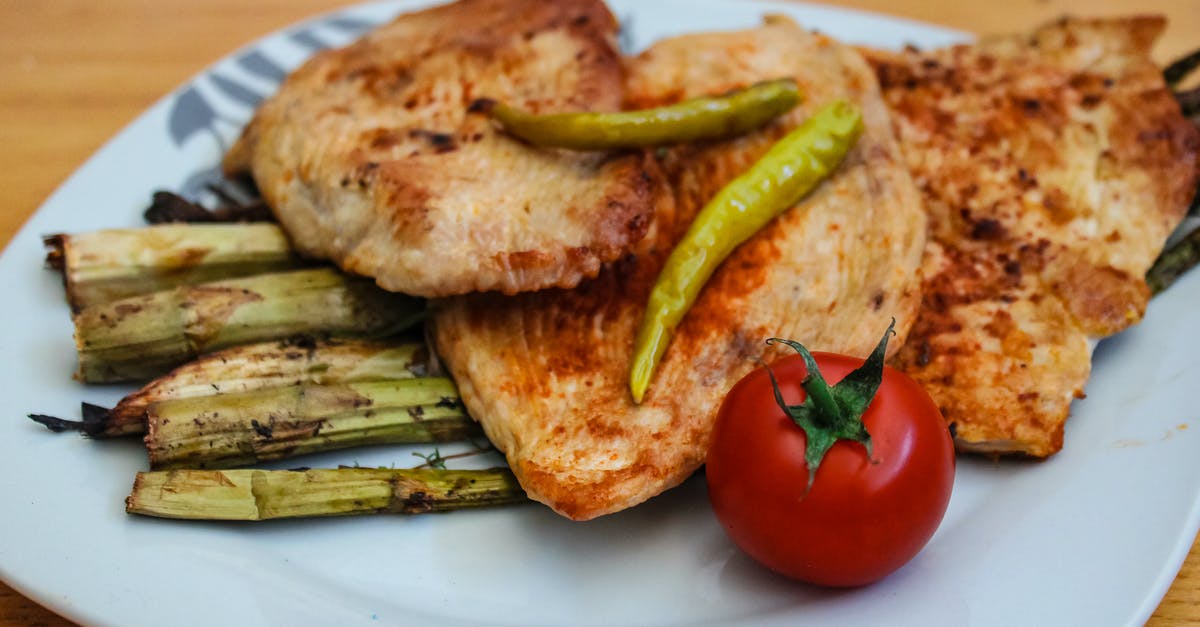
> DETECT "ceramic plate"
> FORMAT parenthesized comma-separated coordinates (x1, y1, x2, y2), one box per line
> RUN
(1, 1, 1197, 625)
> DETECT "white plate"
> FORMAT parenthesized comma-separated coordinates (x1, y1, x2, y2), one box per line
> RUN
(1, 1, 1197, 625)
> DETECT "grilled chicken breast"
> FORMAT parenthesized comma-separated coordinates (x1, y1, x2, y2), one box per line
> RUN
(432, 16, 926, 520)
(223, 0, 658, 297)
(867, 17, 1199, 456)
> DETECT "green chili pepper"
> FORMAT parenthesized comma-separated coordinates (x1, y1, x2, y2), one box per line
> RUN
(479, 79, 801, 150)
(628, 100, 864, 404)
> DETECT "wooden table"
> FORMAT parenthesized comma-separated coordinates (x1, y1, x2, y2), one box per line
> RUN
(1, 1, 1197, 624)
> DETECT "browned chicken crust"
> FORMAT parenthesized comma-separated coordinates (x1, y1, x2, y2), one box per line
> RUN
(432, 17, 927, 519)
(223, 0, 657, 297)
(868, 16, 1199, 456)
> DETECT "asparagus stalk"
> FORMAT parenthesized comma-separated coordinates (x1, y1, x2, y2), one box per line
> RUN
(126, 467, 524, 520)
(1148, 224, 1200, 295)
(1165, 47, 1200, 87)
(45, 223, 302, 311)
(146, 377, 480, 469)
(73, 268, 424, 383)
(58, 338, 430, 438)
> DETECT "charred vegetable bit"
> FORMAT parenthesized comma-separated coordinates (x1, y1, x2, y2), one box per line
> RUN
(126, 467, 525, 521)
(30, 338, 430, 438)
(1188, 181, 1200, 218)
(27, 402, 109, 435)
(629, 100, 863, 403)
(73, 268, 424, 383)
(1164, 47, 1200, 87)
(143, 181, 271, 224)
(44, 223, 301, 311)
(27, 413, 79, 433)
(146, 377, 481, 470)
(1147, 226, 1200, 294)
(479, 78, 801, 150)
(763, 320, 895, 493)
(1177, 87, 1200, 118)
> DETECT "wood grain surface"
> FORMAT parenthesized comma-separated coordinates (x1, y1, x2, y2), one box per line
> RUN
(1, 1, 1197, 625)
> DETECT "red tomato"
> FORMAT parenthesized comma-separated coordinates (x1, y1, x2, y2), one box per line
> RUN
(706, 351, 954, 587)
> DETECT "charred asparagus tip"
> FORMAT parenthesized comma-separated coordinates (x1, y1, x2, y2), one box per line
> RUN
(1176, 86, 1200, 118)
(143, 188, 272, 224)
(28, 402, 113, 436)
(1165, 47, 1200, 88)
(1148, 226, 1200, 295)
(28, 414, 84, 433)
(42, 234, 65, 271)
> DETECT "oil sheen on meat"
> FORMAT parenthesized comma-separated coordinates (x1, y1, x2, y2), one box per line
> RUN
(867, 17, 1199, 456)
(432, 17, 927, 520)
(223, 0, 658, 297)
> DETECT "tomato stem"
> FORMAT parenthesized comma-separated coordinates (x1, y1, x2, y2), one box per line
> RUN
(764, 319, 896, 493)
(799, 364, 840, 429)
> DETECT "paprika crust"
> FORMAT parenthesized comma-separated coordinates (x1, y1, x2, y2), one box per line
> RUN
(431, 17, 926, 520)
(223, 0, 657, 297)
(868, 16, 1199, 456)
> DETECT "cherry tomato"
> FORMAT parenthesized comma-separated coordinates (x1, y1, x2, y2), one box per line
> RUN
(706, 350, 954, 587)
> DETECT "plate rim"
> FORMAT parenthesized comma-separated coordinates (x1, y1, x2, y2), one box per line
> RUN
(1, 2, 1193, 626)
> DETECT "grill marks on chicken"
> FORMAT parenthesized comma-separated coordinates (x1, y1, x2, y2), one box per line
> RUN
(223, 0, 658, 297)
(867, 17, 1199, 456)
(432, 17, 926, 519)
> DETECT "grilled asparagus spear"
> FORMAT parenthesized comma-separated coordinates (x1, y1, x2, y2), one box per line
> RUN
(146, 377, 480, 469)
(69, 338, 430, 438)
(73, 268, 423, 383)
(45, 223, 301, 311)
(1148, 224, 1200, 294)
(126, 467, 524, 520)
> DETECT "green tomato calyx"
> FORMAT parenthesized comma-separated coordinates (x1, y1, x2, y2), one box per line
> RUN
(763, 319, 895, 494)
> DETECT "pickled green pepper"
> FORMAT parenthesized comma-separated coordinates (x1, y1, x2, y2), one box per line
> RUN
(482, 79, 801, 150)
(628, 100, 864, 404)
